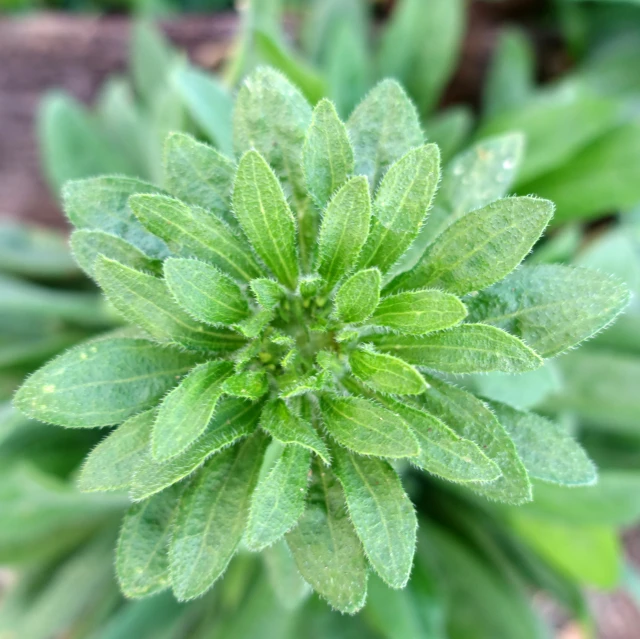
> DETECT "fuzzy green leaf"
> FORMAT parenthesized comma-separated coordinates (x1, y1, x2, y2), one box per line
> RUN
(14, 337, 200, 428)
(371, 289, 467, 335)
(369, 323, 542, 374)
(130, 194, 263, 282)
(303, 98, 354, 209)
(152, 361, 233, 461)
(389, 196, 554, 295)
(221, 370, 268, 399)
(333, 448, 417, 589)
(286, 463, 368, 614)
(235, 309, 276, 339)
(320, 394, 419, 458)
(349, 348, 426, 395)
(246, 444, 311, 551)
(333, 268, 381, 324)
(249, 278, 286, 310)
(466, 264, 630, 358)
(315, 176, 371, 288)
(164, 258, 250, 326)
(170, 433, 267, 600)
(233, 150, 299, 289)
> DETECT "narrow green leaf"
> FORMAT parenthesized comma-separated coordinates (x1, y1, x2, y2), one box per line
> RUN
(130, 194, 263, 282)
(222, 370, 268, 399)
(286, 463, 368, 614)
(235, 309, 276, 339)
(349, 348, 426, 395)
(249, 278, 286, 309)
(369, 324, 542, 374)
(333, 268, 381, 324)
(246, 444, 311, 551)
(130, 21, 174, 105)
(371, 290, 467, 335)
(152, 361, 233, 461)
(315, 176, 371, 288)
(170, 433, 267, 600)
(164, 258, 250, 326)
(233, 150, 299, 289)
(333, 448, 417, 589)
(14, 337, 201, 428)
(426, 105, 473, 163)
(303, 98, 354, 209)
(320, 394, 419, 458)
(263, 541, 311, 611)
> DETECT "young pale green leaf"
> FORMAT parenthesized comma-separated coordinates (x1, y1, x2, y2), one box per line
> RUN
(131, 398, 261, 501)
(418, 375, 532, 504)
(389, 197, 554, 295)
(490, 402, 596, 487)
(116, 485, 182, 599)
(427, 106, 473, 163)
(130, 21, 174, 105)
(286, 463, 368, 614)
(315, 176, 371, 288)
(303, 98, 354, 209)
(233, 150, 299, 289)
(164, 258, 250, 326)
(78, 409, 154, 492)
(333, 268, 381, 324)
(348, 80, 423, 189)
(163, 132, 236, 226)
(235, 309, 276, 339)
(221, 370, 268, 399)
(466, 264, 631, 358)
(94, 257, 244, 352)
(369, 324, 542, 374)
(130, 194, 263, 282)
(249, 278, 286, 309)
(261, 399, 331, 464)
(349, 348, 427, 395)
(333, 448, 417, 589)
(371, 289, 467, 335)
(170, 433, 267, 601)
(319, 394, 419, 458)
(246, 444, 311, 551)
(14, 337, 200, 428)
(152, 361, 233, 461)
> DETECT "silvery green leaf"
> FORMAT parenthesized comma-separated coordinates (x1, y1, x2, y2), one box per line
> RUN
(426, 105, 473, 163)
(315, 176, 371, 288)
(130, 194, 263, 282)
(233, 150, 299, 289)
(466, 264, 630, 358)
(14, 337, 200, 428)
(249, 278, 286, 309)
(170, 433, 267, 600)
(369, 324, 542, 374)
(333, 268, 381, 324)
(164, 258, 250, 326)
(221, 370, 268, 399)
(349, 348, 427, 395)
(333, 448, 417, 589)
(348, 79, 423, 189)
(152, 361, 233, 461)
(246, 444, 311, 551)
(303, 98, 354, 209)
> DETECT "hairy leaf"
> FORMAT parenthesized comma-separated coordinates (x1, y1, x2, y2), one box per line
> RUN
(250, 278, 286, 310)
(349, 348, 426, 395)
(333, 268, 381, 324)
(222, 370, 268, 399)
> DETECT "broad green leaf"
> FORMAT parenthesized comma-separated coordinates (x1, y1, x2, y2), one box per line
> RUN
(233, 150, 299, 289)
(333, 268, 381, 324)
(63, 176, 167, 258)
(164, 258, 250, 326)
(246, 444, 311, 551)
(389, 197, 554, 295)
(263, 541, 311, 611)
(130, 194, 263, 282)
(163, 132, 236, 226)
(261, 399, 330, 464)
(466, 264, 630, 358)
(417, 376, 531, 504)
(250, 278, 286, 309)
(78, 409, 154, 492)
(94, 257, 244, 352)
(286, 463, 368, 614)
(349, 348, 426, 395)
(333, 448, 416, 589)
(319, 394, 419, 458)
(170, 433, 267, 600)
(371, 290, 467, 335)
(303, 98, 354, 209)
(358, 145, 441, 274)
(116, 485, 182, 598)
(348, 79, 423, 189)
(369, 324, 542, 374)
(315, 176, 371, 288)
(152, 361, 233, 461)
(131, 398, 261, 501)
(222, 370, 268, 399)
(14, 337, 200, 428)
